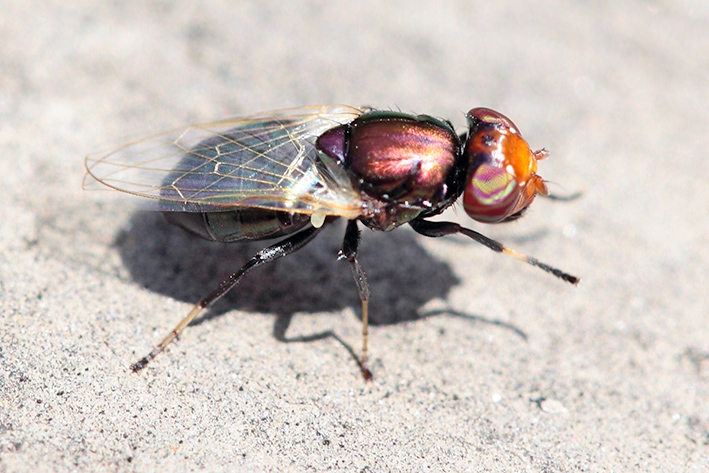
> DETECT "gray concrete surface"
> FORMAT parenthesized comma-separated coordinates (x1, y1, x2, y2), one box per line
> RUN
(1, 1, 708, 471)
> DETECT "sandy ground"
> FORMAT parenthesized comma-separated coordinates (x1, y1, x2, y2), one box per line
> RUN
(1, 1, 708, 471)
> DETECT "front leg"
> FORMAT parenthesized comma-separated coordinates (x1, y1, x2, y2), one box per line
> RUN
(409, 219, 579, 284)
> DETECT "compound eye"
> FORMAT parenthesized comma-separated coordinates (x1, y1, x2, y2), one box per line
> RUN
(467, 108, 520, 134)
(463, 162, 521, 223)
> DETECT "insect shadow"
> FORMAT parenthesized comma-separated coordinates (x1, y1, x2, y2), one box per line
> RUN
(115, 211, 526, 351)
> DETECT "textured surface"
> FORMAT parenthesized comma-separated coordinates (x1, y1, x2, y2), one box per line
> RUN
(1, 1, 708, 471)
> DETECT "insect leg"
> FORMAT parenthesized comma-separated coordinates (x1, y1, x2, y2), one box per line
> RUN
(131, 223, 324, 372)
(409, 219, 579, 285)
(338, 220, 373, 381)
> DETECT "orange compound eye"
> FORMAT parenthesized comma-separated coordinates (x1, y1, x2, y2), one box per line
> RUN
(463, 162, 521, 223)
(463, 108, 546, 223)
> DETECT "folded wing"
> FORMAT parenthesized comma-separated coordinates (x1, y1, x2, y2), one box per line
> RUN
(84, 105, 365, 219)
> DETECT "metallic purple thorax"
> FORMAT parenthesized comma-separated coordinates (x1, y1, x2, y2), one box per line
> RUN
(316, 111, 462, 231)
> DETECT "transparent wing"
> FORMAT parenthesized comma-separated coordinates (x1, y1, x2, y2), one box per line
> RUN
(84, 105, 366, 219)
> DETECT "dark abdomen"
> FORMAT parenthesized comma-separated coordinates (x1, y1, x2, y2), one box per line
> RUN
(163, 209, 312, 243)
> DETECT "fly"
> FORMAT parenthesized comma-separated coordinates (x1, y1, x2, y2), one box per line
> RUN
(84, 105, 579, 380)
